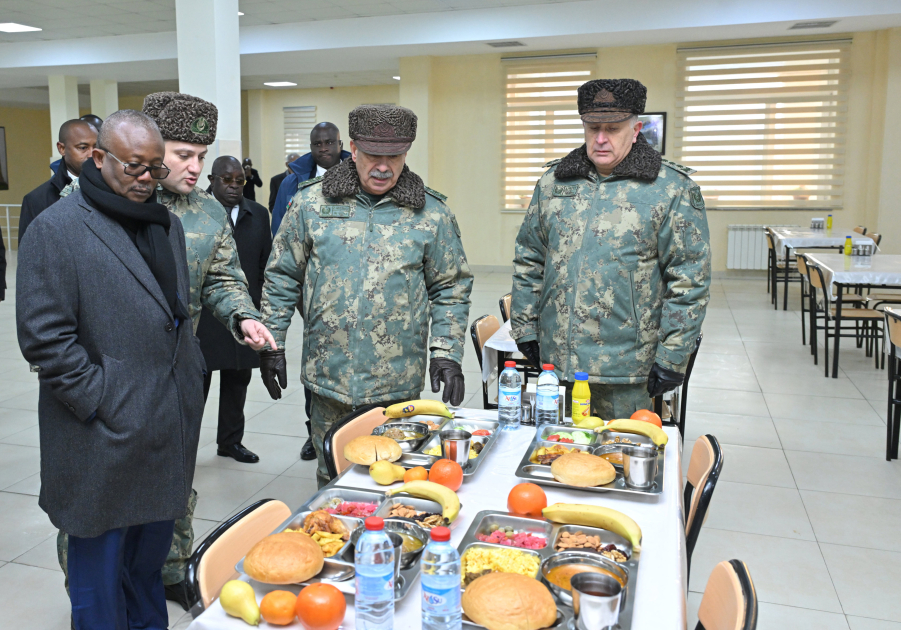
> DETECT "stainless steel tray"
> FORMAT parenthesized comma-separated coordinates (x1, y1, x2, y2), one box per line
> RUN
(458, 510, 640, 630)
(235, 487, 421, 601)
(514, 424, 664, 496)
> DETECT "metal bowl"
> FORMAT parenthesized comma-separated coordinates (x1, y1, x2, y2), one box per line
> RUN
(540, 550, 629, 608)
(350, 517, 430, 569)
(372, 422, 431, 452)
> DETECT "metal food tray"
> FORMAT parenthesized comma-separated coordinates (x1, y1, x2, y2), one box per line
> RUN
(458, 510, 641, 630)
(235, 487, 421, 601)
(514, 424, 665, 496)
(382, 414, 502, 477)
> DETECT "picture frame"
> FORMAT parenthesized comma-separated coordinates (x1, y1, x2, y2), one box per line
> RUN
(0, 127, 7, 191)
(638, 112, 666, 155)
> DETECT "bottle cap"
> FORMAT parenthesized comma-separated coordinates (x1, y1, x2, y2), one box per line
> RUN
(504, 361, 517, 368)
(430, 526, 451, 542)
(364, 516, 384, 531)
(542, 364, 555, 371)
(574, 371, 588, 380)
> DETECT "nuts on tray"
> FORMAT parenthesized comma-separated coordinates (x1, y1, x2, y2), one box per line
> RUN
(555, 531, 627, 562)
(388, 503, 420, 518)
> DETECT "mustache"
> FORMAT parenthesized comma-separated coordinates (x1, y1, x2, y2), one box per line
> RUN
(368, 169, 393, 180)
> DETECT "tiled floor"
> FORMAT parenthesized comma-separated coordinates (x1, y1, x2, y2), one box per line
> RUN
(0, 260, 900, 629)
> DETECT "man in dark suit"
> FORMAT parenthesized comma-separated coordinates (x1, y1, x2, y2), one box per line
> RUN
(16, 109, 206, 630)
(200, 156, 273, 464)
(242, 157, 263, 201)
(20, 119, 97, 244)
(268, 152, 300, 212)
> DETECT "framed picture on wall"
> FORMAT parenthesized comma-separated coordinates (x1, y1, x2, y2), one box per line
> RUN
(638, 112, 666, 155)
(0, 127, 7, 191)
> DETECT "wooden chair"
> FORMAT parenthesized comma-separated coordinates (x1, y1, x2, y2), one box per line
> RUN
(868, 232, 882, 247)
(322, 404, 391, 479)
(886, 308, 901, 460)
(499, 293, 512, 323)
(764, 228, 801, 311)
(796, 254, 812, 346)
(471, 314, 501, 409)
(185, 499, 292, 617)
(684, 434, 724, 579)
(853, 225, 868, 235)
(654, 334, 702, 438)
(695, 560, 758, 630)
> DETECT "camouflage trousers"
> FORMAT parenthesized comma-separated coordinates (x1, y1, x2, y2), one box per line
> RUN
(561, 382, 651, 421)
(57, 488, 198, 592)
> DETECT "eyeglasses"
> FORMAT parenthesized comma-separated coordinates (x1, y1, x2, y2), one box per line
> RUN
(103, 149, 170, 180)
(212, 175, 247, 186)
(311, 139, 338, 148)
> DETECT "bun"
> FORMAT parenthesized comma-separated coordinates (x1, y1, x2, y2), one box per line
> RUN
(551, 451, 616, 487)
(462, 572, 557, 630)
(243, 533, 324, 584)
(343, 435, 403, 465)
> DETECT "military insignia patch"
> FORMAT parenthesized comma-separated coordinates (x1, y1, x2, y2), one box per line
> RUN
(451, 215, 462, 237)
(553, 185, 578, 197)
(689, 186, 705, 210)
(190, 117, 208, 134)
(319, 205, 353, 218)
(424, 186, 447, 202)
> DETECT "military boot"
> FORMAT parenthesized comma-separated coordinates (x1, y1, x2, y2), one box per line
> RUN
(301, 421, 316, 460)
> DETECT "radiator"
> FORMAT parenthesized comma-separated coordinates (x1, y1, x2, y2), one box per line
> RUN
(726, 224, 798, 270)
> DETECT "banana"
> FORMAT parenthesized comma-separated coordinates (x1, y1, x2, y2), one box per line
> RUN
(385, 400, 454, 419)
(595, 419, 668, 446)
(542, 503, 642, 552)
(385, 480, 460, 523)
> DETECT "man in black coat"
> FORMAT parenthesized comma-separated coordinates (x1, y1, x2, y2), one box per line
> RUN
(19, 119, 97, 244)
(268, 152, 300, 212)
(16, 110, 205, 629)
(200, 156, 273, 464)
(241, 157, 263, 201)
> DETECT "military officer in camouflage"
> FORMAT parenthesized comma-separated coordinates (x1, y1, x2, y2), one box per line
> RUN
(511, 79, 710, 419)
(259, 105, 473, 487)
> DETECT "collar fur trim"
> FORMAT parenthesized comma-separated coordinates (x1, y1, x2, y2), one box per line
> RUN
(555, 136, 662, 182)
(321, 158, 426, 209)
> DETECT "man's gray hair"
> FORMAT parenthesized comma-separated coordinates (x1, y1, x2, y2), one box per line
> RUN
(97, 109, 161, 150)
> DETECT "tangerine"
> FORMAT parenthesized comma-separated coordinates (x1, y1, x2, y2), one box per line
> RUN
(260, 590, 297, 626)
(630, 409, 663, 428)
(507, 483, 547, 517)
(429, 459, 463, 491)
(295, 583, 346, 630)
(404, 466, 429, 483)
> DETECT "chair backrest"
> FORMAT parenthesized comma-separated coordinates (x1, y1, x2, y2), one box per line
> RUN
(327, 406, 392, 478)
(806, 261, 827, 295)
(886, 308, 901, 348)
(470, 314, 501, 373)
(868, 232, 882, 247)
(685, 435, 724, 568)
(696, 560, 758, 630)
(500, 293, 512, 323)
(189, 499, 292, 611)
(763, 228, 776, 252)
(796, 254, 808, 276)
(853, 225, 867, 235)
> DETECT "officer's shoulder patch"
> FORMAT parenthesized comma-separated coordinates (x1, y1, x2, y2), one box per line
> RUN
(544, 157, 563, 168)
(318, 204, 353, 219)
(450, 215, 462, 237)
(298, 175, 323, 190)
(424, 186, 447, 202)
(661, 158, 697, 176)
(552, 184, 578, 197)
(689, 185, 705, 211)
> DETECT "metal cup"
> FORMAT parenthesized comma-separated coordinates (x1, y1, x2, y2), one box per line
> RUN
(622, 445, 658, 489)
(439, 429, 472, 466)
(521, 401, 534, 426)
(387, 531, 404, 581)
(572, 572, 623, 630)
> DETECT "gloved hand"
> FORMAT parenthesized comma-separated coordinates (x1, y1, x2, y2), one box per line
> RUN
(647, 363, 685, 398)
(260, 349, 288, 400)
(516, 340, 542, 369)
(429, 357, 466, 407)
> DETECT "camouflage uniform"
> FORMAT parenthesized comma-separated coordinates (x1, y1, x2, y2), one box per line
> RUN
(261, 158, 473, 485)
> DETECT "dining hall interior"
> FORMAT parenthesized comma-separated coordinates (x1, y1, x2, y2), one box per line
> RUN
(1, 1, 901, 629)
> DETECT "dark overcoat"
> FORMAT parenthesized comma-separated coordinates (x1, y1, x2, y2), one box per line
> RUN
(196, 196, 272, 371)
(19, 159, 71, 245)
(16, 189, 206, 538)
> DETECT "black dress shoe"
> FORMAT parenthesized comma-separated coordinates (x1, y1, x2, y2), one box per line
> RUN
(165, 580, 191, 611)
(301, 436, 316, 460)
(217, 443, 260, 463)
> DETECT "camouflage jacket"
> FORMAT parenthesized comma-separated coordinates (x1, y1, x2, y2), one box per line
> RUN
(511, 141, 710, 384)
(260, 159, 473, 406)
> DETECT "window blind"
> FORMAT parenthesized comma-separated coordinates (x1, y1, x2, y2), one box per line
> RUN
(283, 106, 317, 157)
(503, 57, 594, 211)
(675, 40, 850, 209)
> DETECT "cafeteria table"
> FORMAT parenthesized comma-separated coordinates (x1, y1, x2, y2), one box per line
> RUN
(187, 408, 688, 630)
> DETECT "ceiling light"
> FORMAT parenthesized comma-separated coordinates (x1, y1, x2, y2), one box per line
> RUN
(238, 11, 244, 15)
(392, 76, 400, 80)
(487, 41, 524, 48)
(789, 20, 838, 29)
(0, 22, 41, 32)
(264, 82, 297, 87)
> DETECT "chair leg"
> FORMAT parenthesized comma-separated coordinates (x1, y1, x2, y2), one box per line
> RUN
(824, 317, 830, 377)
(801, 288, 807, 346)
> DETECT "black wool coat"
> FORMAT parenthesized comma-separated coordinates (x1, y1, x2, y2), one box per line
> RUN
(268, 171, 288, 212)
(16, 189, 206, 538)
(19, 160, 72, 246)
(196, 196, 272, 371)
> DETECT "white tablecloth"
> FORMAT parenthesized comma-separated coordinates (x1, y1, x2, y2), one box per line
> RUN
(770, 227, 871, 257)
(804, 253, 901, 295)
(480, 319, 519, 385)
(187, 410, 687, 630)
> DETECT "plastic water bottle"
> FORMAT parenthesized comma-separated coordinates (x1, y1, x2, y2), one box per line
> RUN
(421, 526, 462, 630)
(355, 517, 395, 629)
(536, 364, 560, 426)
(498, 361, 522, 430)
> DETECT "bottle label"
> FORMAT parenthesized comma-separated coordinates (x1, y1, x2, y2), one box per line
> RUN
(537, 392, 558, 410)
(422, 584, 461, 615)
(572, 398, 590, 421)
(355, 570, 394, 600)
(499, 387, 521, 407)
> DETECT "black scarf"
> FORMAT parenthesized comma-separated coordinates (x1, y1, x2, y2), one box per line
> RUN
(79, 160, 187, 321)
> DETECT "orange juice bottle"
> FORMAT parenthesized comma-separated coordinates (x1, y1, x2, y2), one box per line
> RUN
(571, 372, 591, 423)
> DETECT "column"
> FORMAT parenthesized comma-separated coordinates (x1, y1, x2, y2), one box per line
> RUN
(399, 56, 432, 183)
(47, 75, 79, 159)
(246, 89, 265, 175)
(89, 79, 119, 119)
(175, 0, 241, 175)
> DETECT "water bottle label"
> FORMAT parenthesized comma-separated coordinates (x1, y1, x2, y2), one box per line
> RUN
(537, 392, 558, 410)
(422, 584, 461, 614)
(499, 388, 521, 406)
(355, 572, 394, 600)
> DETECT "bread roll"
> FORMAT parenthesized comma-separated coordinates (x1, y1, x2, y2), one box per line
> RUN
(243, 532, 324, 584)
(462, 572, 557, 630)
(550, 451, 616, 487)
(343, 435, 402, 465)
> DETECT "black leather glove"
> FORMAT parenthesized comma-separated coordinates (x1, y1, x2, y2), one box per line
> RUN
(516, 340, 542, 369)
(647, 363, 685, 398)
(429, 357, 466, 407)
(260, 349, 288, 400)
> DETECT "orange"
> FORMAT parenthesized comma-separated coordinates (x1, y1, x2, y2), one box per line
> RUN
(260, 590, 297, 626)
(295, 583, 346, 630)
(404, 466, 428, 483)
(630, 409, 663, 428)
(507, 483, 547, 517)
(429, 459, 463, 491)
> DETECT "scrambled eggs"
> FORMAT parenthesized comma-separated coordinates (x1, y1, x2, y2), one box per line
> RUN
(461, 546, 540, 585)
